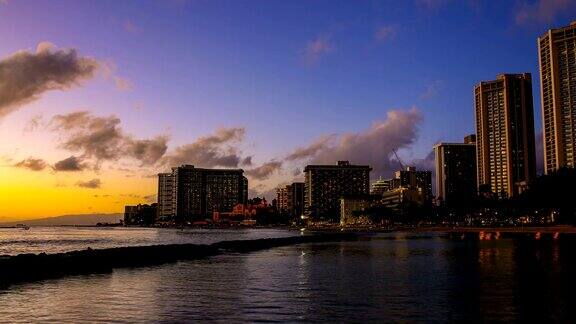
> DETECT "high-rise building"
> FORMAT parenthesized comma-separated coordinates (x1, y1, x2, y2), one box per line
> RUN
(474, 73, 537, 198)
(157, 172, 175, 221)
(162, 165, 248, 223)
(304, 161, 371, 220)
(276, 182, 305, 220)
(289, 182, 305, 219)
(538, 22, 576, 173)
(434, 136, 477, 206)
(276, 186, 289, 214)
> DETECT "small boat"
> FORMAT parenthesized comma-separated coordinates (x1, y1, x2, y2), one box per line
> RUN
(15, 224, 30, 230)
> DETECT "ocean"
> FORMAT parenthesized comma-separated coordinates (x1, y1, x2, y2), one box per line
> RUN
(0, 228, 574, 322)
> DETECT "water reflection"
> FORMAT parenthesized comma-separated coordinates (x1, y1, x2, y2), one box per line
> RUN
(0, 233, 575, 322)
(0, 227, 297, 255)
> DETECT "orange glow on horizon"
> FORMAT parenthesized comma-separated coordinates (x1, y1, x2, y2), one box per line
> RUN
(0, 166, 156, 221)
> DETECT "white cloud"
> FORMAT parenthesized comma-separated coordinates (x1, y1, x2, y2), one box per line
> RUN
(286, 108, 423, 178)
(301, 35, 334, 65)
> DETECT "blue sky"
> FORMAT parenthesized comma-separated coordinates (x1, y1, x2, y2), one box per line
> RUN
(0, 0, 575, 213)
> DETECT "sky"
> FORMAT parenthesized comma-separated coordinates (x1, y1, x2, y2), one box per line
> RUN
(0, 0, 575, 220)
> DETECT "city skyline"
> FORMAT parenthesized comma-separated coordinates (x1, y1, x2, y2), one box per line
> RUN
(1, 1, 576, 220)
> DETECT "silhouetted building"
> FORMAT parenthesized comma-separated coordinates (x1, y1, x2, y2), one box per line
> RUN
(276, 182, 304, 220)
(381, 187, 425, 212)
(474, 73, 537, 198)
(304, 161, 371, 220)
(377, 166, 432, 211)
(289, 182, 305, 220)
(167, 165, 248, 223)
(434, 137, 477, 206)
(538, 22, 576, 173)
(157, 172, 174, 221)
(124, 203, 157, 225)
(391, 166, 433, 203)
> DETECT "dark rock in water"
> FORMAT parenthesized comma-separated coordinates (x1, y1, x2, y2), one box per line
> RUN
(0, 233, 358, 287)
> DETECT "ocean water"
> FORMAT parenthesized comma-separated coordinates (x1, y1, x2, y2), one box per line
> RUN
(0, 230, 575, 322)
(0, 227, 297, 255)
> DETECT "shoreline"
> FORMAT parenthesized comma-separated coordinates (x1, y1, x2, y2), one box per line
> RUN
(5, 223, 576, 234)
(0, 233, 358, 287)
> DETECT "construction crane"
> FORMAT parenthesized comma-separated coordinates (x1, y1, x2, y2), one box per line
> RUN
(392, 148, 405, 171)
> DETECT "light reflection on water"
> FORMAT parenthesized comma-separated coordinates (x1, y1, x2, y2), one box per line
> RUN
(0, 232, 575, 322)
(0, 227, 297, 255)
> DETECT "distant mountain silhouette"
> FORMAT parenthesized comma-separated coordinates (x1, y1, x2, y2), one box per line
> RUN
(0, 213, 123, 227)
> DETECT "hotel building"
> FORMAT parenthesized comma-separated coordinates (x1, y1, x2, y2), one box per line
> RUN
(433, 136, 477, 206)
(474, 73, 537, 198)
(157, 172, 175, 221)
(538, 22, 576, 173)
(304, 161, 371, 220)
(158, 165, 248, 223)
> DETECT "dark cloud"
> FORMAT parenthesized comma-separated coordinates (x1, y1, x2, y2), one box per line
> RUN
(286, 135, 335, 161)
(53, 156, 88, 172)
(14, 157, 48, 171)
(245, 161, 283, 180)
(77, 178, 101, 189)
(51, 111, 168, 166)
(52, 111, 123, 161)
(241, 156, 253, 166)
(125, 136, 169, 165)
(161, 127, 247, 168)
(120, 193, 141, 198)
(0, 42, 98, 118)
(286, 108, 423, 178)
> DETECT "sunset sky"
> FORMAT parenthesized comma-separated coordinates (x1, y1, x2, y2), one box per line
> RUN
(0, 0, 574, 220)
